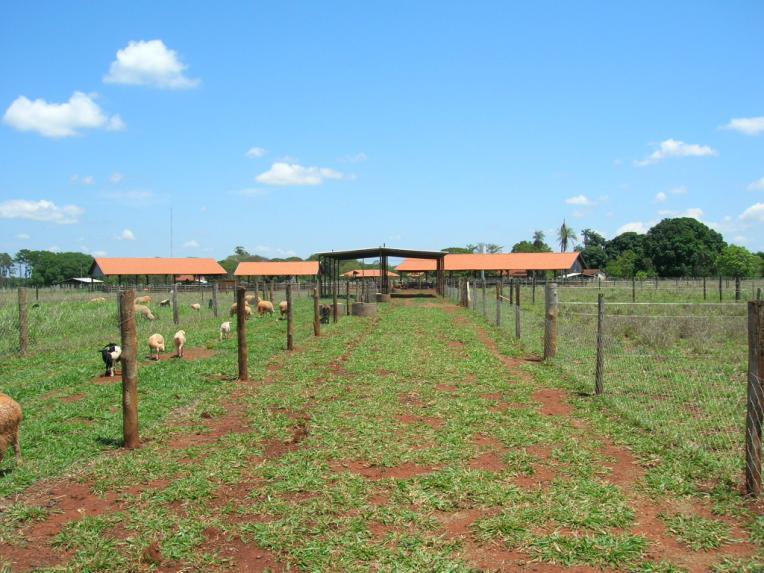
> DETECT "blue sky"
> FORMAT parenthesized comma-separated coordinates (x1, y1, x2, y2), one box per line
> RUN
(1, 1, 763, 260)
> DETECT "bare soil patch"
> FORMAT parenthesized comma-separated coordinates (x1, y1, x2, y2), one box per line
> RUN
(202, 527, 292, 572)
(173, 347, 216, 361)
(396, 414, 443, 429)
(61, 393, 85, 403)
(532, 388, 573, 416)
(435, 384, 458, 392)
(331, 460, 440, 480)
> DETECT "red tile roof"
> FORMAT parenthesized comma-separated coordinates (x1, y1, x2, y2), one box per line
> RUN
(92, 258, 227, 276)
(395, 252, 583, 272)
(342, 269, 399, 278)
(234, 261, 319, 276)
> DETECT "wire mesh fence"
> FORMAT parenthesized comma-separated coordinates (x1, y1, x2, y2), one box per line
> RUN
(448, 277, 759, 490)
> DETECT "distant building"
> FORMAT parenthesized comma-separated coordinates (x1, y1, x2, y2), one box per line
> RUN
(54, 277, 105, 289)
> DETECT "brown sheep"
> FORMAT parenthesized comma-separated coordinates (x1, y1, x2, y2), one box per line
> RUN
(229, 302, 252, 319)
(148, 333, 165, 360)
(279, 300, 288, 319)
(134, 304, 156, 320)
(0, 393, 22, 465)
(135, 295, 152, 304)
(244, 294, 258, 305)
(190, 303, 201, 311)
(256, 297, 274, 317)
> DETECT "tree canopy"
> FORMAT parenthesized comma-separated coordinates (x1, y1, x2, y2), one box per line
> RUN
(644, 218, 725, 277)
(716, 245, 760, 278)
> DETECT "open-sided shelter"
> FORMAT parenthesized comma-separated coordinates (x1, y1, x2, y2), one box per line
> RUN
(90, 257, 227, 285)
(342, 269, 400, 278)
(314, 247, 447, 296)
(234, 261, 319, 278)
(396, 252, 584, 276)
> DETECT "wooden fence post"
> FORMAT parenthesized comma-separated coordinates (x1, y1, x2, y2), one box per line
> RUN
(515, 281, 521, 339)
(532, 276, 536, 304)
(172, 286, 179, 325)
(595, 293, 605, 395)
(544, 283, 558, 360)
(236, 287, 248, 381)
(703, 277, 707, 301)
(18, 287, 28, 354)
(482, 279, 487, 318)
(746, 300, 764, 496)
(719, 275, 723, 302)
(212, 282, 219, 317)
(632, 277, 636, 303)
(332, 278, 338, 323)
(119, 290, 140, 449)
(313, 287, 320, 336)
(736, 276, 742, 302)
(495, 282, 501, 327)
(286, 283, 294, 351)
(758, 288, 762, 301)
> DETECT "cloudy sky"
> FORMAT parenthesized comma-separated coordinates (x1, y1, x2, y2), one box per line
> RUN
(1, 1, 763, 259)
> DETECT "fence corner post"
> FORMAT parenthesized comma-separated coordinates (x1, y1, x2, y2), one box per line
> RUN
(286, 283, 294, 351)
(236, 287, 248, 381)
(595, 293, 605, 395)
(543, 282, 558, 360)
(746, 300, 764, 496)
(119, 289, 140, 449)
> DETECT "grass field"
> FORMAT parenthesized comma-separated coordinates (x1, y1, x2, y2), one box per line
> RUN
(0, 295, 762, 572)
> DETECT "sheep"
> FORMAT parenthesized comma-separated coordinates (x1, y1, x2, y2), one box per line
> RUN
(229, 302, 252, 319)
(256, 298, 274, 317)
(89, 297, 106, 303)
(279, 300, 288, 319)
(159, 299, 171, 307)
(100, 342, 122, 376)
(134, 304, 156, 321)
(320, 304, 332, 324)
(0, 393, 22, 465)
(219, 321, 232, 341)
(190, 303, 201, 311)
(148, 333, 165, 360)
(174, 330, 186, 358)
(135, 295, 152, 304)
(244, 294, 258, 305)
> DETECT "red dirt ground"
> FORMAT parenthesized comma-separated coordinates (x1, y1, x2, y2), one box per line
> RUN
(331, 460, 441, 480)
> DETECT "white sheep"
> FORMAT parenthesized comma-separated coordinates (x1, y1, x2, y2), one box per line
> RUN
(229, 302, 252, 319)
(190, 303, 201, 311)
(100, 342, 122, 376)
(148, 333, 165, 360)
(174, 330, 186, 358)
(219, 321, 232, 341)
(134, 304, 156, 321)
(159, 299, 171, 307)
(0, 393, 22, 465)
(89, 297, 106, 303)
(135, 295, 152, 304)
(279, 300, 288, 319)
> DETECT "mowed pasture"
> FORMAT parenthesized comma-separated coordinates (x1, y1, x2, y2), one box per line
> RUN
(0, 294, 763, 572)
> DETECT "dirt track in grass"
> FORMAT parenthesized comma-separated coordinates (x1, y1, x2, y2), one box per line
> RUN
(0, 298, 761, 572)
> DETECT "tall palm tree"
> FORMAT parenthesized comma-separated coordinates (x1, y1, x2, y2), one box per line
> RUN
(532, 230, 545, 249)
(558, 221, 578, 252)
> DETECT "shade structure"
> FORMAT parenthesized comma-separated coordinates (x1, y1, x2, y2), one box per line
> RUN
(396, 252, 584, 273)
(90, 257, 227, 277)
(342, 269, 400, 278)
(234, 261, 319, 276)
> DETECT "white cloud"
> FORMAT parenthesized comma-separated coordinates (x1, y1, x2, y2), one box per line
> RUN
(92, 250, 108, 257)
(183, 240, 199, 248)
(747, 177, 764, 191)
(117, 228, 136, 241)
(724, 116, 764, 136)
(109, 172, 124, 184)
(655, 192, 667, 203)
(617, 222, 650, 234)
(246, 147, 267, 158)
(16, 233, 30, 240)
(635, 139, 717, 166)
(670, 185, 688, 195)
(102, 190, 155, 206)
(565, 194, 594, 206)
(3, 91, 125, 138)
(0, 199, 83, 224)
(48, 245, 61, 253)
(340, 152, 368, 163)
(255, 162, 346, 186)
(253, 245, 297, 258)
(740, 203, 764, 223)
(70, 174, 95, 185)
(104, 40, 199, 89)
(682, 207, 704, 220)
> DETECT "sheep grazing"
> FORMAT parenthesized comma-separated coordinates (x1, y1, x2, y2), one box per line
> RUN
(190, 303, 201, 311)
(279, 300, 288, 319)
(89, 297, 106, 303)
(244, 294, 258, 305)
(229, 302, 252, 319)
(0, 393, 22, 465)
(148, 333, 165, 360)
(135, 295, 152, 304)
(257, 298, 275, 317)
(134, 304, 156, 321)
(174, 330, 186, 358)
(159, 299, 171, 307)
(100, 342, 122, 376)
(219, 321, 232, 341)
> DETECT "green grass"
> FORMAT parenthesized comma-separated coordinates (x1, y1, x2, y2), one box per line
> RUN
(661, 513, 734, 551)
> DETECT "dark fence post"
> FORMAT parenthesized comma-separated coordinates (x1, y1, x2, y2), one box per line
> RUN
(332, 277, 338, 323)
(532, 276, 536, 304)
(595, 293, 605, 395)
(313, 287, 320, 336)
(495, 282, 501, 327)
(286, 283, 294, 351)
(212, 282, 219, 317)
(632, 277, 636, 303)
(515, 281, 521, 339)
(119, 290, 140, 449)
(346, 281, 350, 315)
(18, 287, 28, 354)
(172, 286, 179, 325)
(736, 276, 742, 302)
(703, 277, 707, 301)
(236, 287, 248, 381)
(746, 300, 764, 496)
(544, 283, 558, 360)
(719, 275, 723, 302)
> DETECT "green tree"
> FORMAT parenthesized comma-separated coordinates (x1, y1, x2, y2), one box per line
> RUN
(644, 218, 725, 277)
(605, 250, 639, 278)
(511, 240, 551, 253)
(716, 245, 760, 278)
(442, 246, 476, 254)
(532, 230, 546, 250)
(557, 221, 577, 252)
(606, 232, 646, 261)
(580, 228, 607, 249)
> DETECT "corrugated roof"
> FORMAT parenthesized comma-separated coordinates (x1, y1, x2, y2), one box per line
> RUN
(92, 258, 227, 276)
(395, 253, 583, 272)
(341, 269, 399, 278)
(234, 261, 319, 276)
